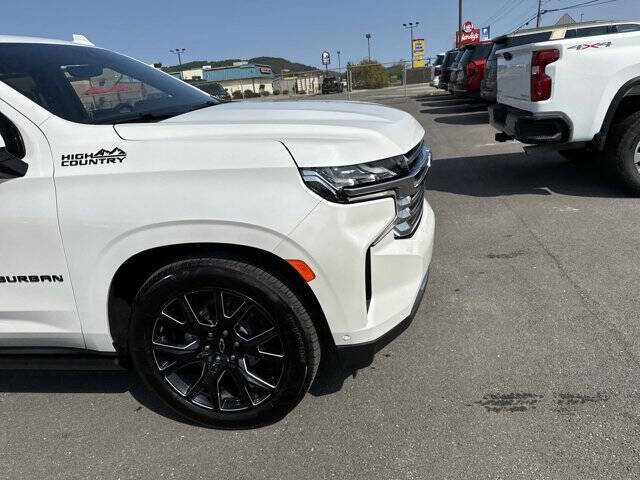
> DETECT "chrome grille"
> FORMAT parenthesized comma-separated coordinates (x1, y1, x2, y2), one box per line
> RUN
(393, 143, 430, 238)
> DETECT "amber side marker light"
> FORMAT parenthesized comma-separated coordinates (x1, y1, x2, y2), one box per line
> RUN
(287, 259, 316, 282)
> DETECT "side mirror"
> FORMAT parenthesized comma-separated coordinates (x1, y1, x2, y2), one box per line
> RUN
(0, 148, 28, 179)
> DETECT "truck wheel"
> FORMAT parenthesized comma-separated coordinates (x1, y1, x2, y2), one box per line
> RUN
(128, 258, 320, 429)
(605, 111, 640, 193)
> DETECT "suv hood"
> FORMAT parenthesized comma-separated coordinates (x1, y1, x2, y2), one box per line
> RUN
(114, 101, 425, 167)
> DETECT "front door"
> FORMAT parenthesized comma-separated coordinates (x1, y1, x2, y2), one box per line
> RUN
(0, 99, 83, 348)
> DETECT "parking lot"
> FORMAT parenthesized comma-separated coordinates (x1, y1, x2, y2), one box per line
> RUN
(3, 85, 640, 479)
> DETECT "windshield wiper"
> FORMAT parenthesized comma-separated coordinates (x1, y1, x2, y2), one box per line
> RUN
(184, 100, 219, 113)
(97, 112, 180, 125)
(94, 100, 218, 125)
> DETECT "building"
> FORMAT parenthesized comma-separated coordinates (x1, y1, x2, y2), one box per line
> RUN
(201, 62, 275, 95)
(180, 68, 206, 81)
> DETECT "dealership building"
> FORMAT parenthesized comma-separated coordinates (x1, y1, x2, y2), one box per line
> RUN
(171, 62, 275, 95)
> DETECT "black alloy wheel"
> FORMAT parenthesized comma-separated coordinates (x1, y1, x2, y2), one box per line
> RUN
(151, 289, 285, 412)
(130, 258, 320, 429)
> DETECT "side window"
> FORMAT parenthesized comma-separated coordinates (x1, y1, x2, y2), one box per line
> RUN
(611, 24, 640, 33)
(63, 66, 166, 120)
(564, 26, 608, 39)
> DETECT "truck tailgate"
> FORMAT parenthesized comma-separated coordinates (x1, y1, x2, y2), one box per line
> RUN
(497, 45, 532, 105)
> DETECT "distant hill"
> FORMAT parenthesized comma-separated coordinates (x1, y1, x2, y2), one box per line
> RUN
(164, 57, 320, 74)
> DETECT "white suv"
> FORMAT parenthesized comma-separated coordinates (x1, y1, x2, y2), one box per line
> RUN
(0, 35, 434, 427)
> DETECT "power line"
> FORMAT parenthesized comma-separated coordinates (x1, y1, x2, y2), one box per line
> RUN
(543, 0, 616, 14)
(512, 0, 618, 32)
(479, 0, 520, 27)
(487, 0, 532, 28)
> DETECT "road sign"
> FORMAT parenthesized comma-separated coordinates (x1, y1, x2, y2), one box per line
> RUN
(322, 51, 331, 66)
(481, 26, 490, 41)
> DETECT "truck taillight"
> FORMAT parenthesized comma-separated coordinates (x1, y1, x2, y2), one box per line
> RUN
(434, 66, 441, 76)
(531, 49, 559, 102)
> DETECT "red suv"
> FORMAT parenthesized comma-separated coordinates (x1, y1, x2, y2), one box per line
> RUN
(452, 41, 493, 97)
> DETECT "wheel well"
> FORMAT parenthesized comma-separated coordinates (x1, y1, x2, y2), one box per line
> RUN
(595, 79, 640, 150)
(108, 243, 334, 364)
(609, 95, 640, 128)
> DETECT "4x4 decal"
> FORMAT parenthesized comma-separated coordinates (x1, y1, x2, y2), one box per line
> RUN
(61, 148, 126, 167)
(568, 42, 612, 51)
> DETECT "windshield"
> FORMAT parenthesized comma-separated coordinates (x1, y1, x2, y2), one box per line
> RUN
(452, 50, 465, 66)
(0, 43, 217, 124)
(470, 43, 493, 61)
(458, 49, 473, 66)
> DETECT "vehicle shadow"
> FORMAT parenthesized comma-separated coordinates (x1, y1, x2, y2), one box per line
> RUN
(0, 354, 356, 423)
(434, 111, 489, 125)
(414, 93, 452, 101)
(309, 351, 354, 396)
(421, 98, 482, 108)
(0, 365, 208, 427)
(427, 151, 634, 198)
(420, 103, 488, 115)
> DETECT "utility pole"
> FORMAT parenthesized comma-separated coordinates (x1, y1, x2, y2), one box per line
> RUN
(403, 22, 420, 68)
(337, 50, 341, 77)
(458, 0, 462, 47)
(365, 33, 372, 62)
(536, 0, 543, 27)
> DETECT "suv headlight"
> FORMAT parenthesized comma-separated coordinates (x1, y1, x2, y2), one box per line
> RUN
(300, 155, 409, 203)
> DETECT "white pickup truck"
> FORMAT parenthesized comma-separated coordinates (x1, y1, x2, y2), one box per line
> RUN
(489, 21, 640, 191)
(0, 35, 434, 428)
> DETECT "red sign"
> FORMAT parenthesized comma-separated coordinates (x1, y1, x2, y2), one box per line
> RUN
(458, 21, 480, 45)
(460, 28, 480, 44)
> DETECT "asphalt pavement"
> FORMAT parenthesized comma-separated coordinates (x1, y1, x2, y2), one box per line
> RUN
(3, 85, 640, 479)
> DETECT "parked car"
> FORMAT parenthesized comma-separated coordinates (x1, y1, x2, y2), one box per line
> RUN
(0, 34, 435, 428)
(438, 49, 460, 91)
(453, 41, 493, 97)
(430, 53, 446, 88)
(322, 76, 344, 94)
(195, 81, 232, 102)
(489, 20, 640, 191)
(447, 50, 465, 94)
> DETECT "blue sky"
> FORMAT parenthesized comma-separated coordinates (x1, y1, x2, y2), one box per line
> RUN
(3, 0, 639, 69)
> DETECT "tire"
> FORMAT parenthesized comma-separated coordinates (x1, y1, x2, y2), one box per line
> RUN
(129, 257, 321, 429)
(605, 110, 640, 193)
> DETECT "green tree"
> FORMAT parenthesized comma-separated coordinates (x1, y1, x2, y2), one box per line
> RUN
(351, 59, 390, 90)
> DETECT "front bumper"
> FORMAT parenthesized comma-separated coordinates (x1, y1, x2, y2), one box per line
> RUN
(489, 103, 571, 144)
(274, 149, 435, 368)
(337, 268, 430, 370)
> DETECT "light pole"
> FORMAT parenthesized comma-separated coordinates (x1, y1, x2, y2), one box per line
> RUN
(365, 33, 372, 62)
(458, 0, 462, 47)
(170, 48, 186, 66)
(403, 22, 420, 67)
(337, 50, 341, 73)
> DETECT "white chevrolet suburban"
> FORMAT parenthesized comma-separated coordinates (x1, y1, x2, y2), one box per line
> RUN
(489, 21, 640, 191)
(0, 35, 434, 428)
